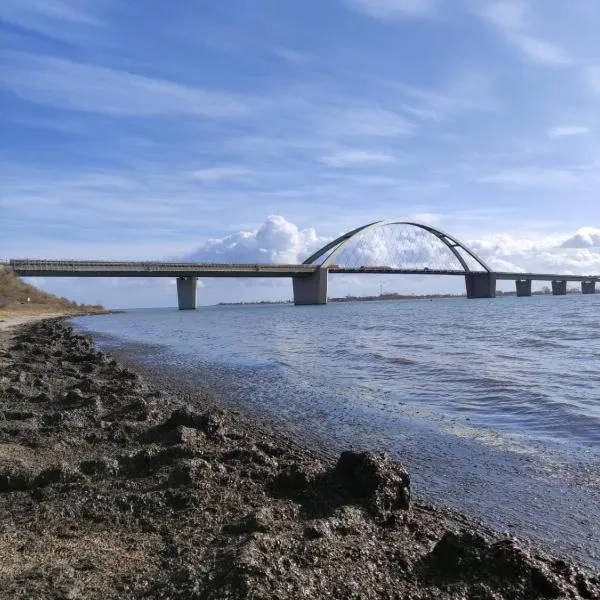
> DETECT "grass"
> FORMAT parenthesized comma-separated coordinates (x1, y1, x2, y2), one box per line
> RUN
(0, 267, 104, 316)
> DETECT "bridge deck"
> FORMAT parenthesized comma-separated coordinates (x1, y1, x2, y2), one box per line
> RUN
(7, 260, 599, 282)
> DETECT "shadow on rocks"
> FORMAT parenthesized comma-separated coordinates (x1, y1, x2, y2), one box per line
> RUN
(421, 531, 600, 599)
(269, 450, 411, 523)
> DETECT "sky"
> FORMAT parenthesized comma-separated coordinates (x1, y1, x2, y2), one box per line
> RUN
(2, 0, 600, 307)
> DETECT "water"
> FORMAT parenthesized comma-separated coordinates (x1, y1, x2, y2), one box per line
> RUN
(71, 295, 600, 566)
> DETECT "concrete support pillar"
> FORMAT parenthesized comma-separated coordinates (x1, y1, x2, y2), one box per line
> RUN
(551, 280, 567, 296)
(465, 272, 496, 299)
(516, 279, 532, 297)
(293, 268, 328, 305)
(582, 281, 596, 294)
(176, 276, 197, 310)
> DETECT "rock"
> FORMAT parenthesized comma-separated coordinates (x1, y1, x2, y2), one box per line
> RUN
(166, 407, 224, 437)
(223, 508, 274, 534)
(79, 457, 120, 477)
(0, 463, 35, 492)
(163, 425, 201, 446)
(333, 451, 411, 518)
(271, 460, 325, 497)
(34, 463, 83, 488)
(62, 388, 87, 406)
(304, 520, 332, 539)
(426, 532, 564, 598)
(167, 458, 211, 487)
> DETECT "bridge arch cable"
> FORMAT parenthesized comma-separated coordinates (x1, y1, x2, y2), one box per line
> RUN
(303, 221, 491, 272)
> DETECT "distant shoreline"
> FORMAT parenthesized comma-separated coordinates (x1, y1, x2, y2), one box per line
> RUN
(216, 288, 570, 306)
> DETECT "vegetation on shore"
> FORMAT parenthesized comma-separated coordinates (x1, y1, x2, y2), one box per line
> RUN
(0, 266, 104, 318)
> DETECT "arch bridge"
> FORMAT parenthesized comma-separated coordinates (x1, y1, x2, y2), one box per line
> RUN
(8, 220, 599, 309)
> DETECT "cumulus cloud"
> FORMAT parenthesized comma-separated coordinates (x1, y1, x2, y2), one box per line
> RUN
(26, 217, 600, 307)
(470, 231, 600, 275)
(184, 218, 600, 277)
(184, 215, 324, 264)
(561, 227, 600, 248)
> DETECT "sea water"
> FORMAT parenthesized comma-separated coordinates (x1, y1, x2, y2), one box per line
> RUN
(72, 294, 600, 566)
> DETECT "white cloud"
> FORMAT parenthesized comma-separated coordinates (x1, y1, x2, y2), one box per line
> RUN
(321, 107, 413, 137)
(548, 126, 589, 138)
(477, 166, 583, 188)
(482, 0, 525, 30)
(0, 53, 248, 117)
(189, 167, 250, 182)
(185, 215, 324, 264)
(21, 218, 600, 306)
(0, 0, 100, 26)
(320, 149, 396, 167)
(511, 34, 568, 65)
(479, 1, 568, 65)
(561, 227, 600, 248)
(345, 0, 436, 19)
(399, 72, 496, 121)
(469, 231, 600, 276)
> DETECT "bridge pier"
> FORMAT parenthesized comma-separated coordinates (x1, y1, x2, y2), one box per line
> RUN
(293, 268, 328, 305)
(465, 273, 496, 299)
(582, 281, 596, 294)
(515, 279, 532, 297)
(177, 276, 197, 310)
(551, 280, 567, 296)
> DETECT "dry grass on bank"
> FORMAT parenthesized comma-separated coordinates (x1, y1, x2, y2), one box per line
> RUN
(0, 266, 105, 318)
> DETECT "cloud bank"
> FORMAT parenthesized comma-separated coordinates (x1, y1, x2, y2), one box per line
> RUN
(26, 217, 600, 308)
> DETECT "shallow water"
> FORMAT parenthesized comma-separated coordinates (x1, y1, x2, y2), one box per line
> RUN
(72, 294, 600, 566)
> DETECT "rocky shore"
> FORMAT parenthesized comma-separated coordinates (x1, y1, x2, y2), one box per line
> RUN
(0, 319, 598, 599)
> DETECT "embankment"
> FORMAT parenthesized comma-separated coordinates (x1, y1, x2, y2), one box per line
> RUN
(0, 319, 598, 599)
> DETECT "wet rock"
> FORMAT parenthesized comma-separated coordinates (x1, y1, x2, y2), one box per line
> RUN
(224, 508, 274, 534)
(3, 409, 36, 420)
(42, 411, 65, 427)
(0, 463, 35, 492)
(62, 388, 87, 406)
(34, 463, 83, 488)
(168, 458, 211, 487)
(163, 425, 201, 446)
(426, 532, 565, 598)
(166, 407, 225, 437)
(271, 460, 325, 497)
(222, 447, 276, 469)
(6, 385, 24, 399)
(304, 520, 333, 539)
(119, 445, 197, 478)
(79, 457, 120, 477)
(104, 398, 150, 422)
(31, 391, 52, 403)
(333, 451, 411, 518)
(76, 377, 97, 393)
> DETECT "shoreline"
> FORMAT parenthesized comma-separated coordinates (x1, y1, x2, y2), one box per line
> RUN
(1, 318, 598, 598)
(0, 310, 115, 333)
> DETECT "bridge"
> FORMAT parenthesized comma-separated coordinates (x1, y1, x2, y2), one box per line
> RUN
(8, 221, 599, 309)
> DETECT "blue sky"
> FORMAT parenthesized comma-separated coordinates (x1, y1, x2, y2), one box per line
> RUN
(2, 0, 600, 307)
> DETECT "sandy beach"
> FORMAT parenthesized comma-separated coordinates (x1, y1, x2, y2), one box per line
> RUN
(0, 317, 598, 599)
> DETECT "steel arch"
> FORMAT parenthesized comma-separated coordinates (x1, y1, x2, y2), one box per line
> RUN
(303, 220, 491, 273)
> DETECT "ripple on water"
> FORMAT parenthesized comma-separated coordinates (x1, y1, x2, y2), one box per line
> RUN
(71, 296, 600, 567)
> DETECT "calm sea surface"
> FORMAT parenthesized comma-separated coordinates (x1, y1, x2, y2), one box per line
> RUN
(71, 295, 600, 566)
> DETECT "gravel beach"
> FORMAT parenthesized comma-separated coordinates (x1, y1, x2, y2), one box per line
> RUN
(0, 318, 598, 599)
